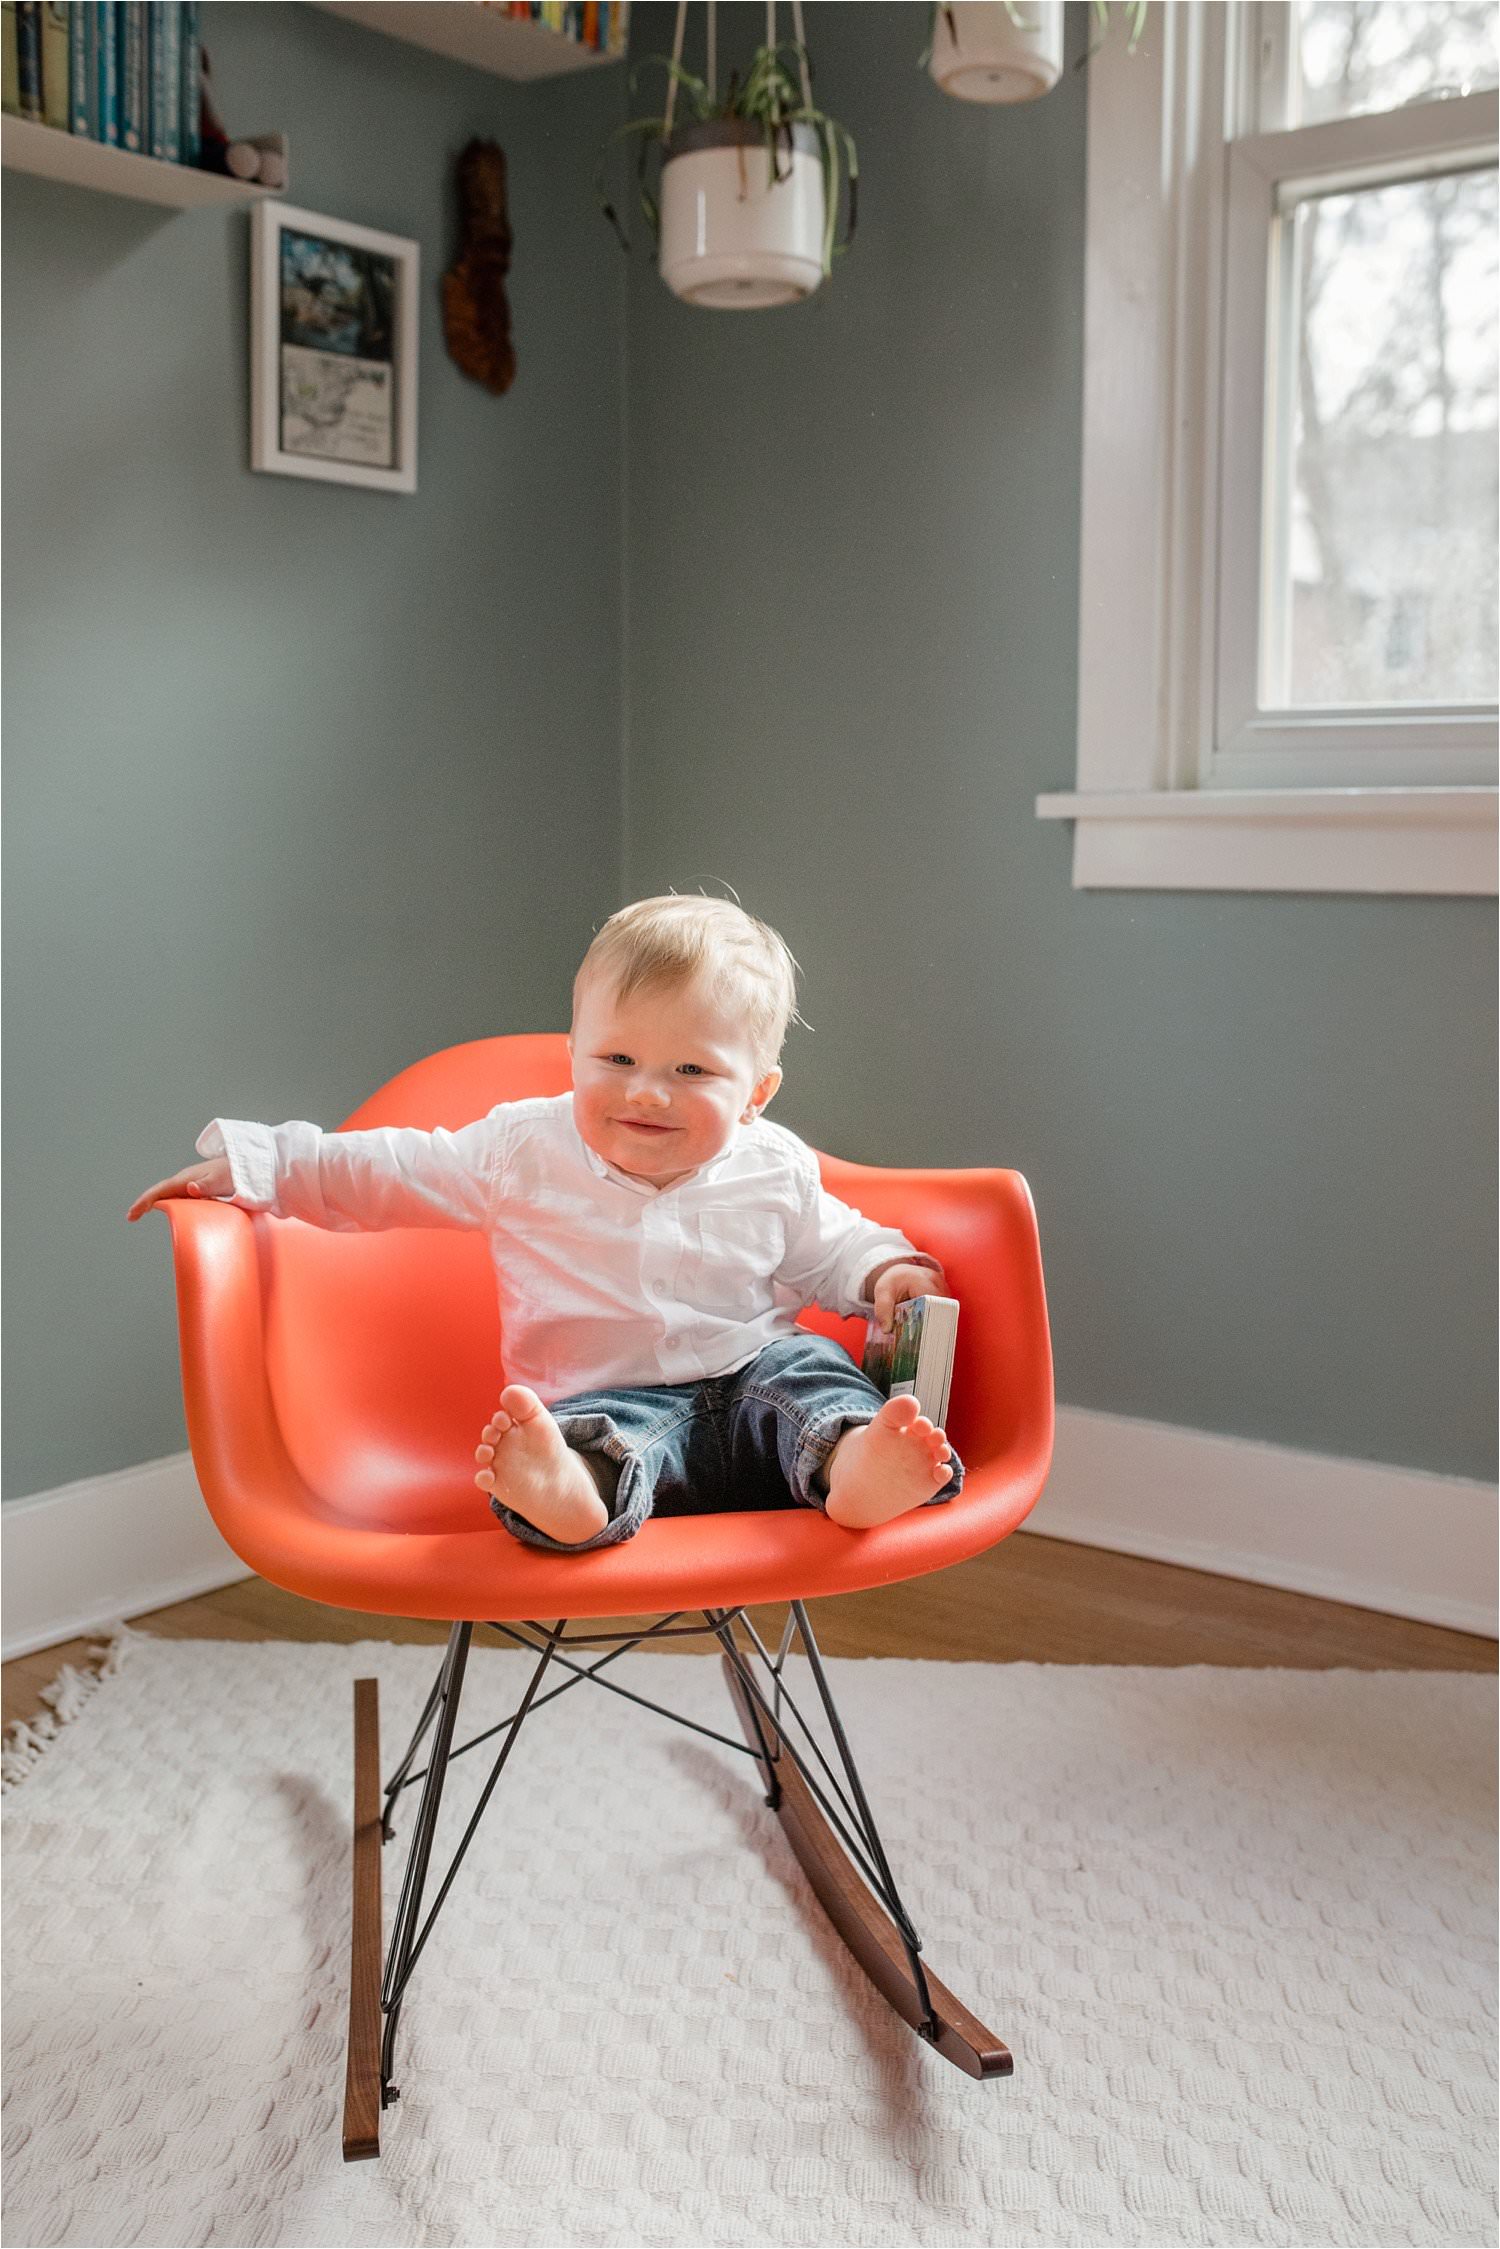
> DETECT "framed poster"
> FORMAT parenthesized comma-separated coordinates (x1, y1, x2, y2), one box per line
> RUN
(250, 201, 419, 493)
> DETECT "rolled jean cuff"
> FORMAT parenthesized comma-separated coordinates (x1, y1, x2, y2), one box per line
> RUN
(792, 1408, 964, 1512)
(490, 1413, 656, 1553)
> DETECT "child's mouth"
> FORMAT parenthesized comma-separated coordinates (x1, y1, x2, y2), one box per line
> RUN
(617, 1119, 675, 1134)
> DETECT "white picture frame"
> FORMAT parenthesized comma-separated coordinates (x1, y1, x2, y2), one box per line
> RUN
(250, 200, 419, 494)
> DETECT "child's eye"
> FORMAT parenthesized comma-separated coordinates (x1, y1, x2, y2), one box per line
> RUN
(677, 1064, 707, 1077)
(603, 1053, 632, 1066)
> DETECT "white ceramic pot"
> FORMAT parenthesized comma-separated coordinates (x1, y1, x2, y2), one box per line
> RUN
(658, 120, 826, 309)
(928, 0, 1064, 102)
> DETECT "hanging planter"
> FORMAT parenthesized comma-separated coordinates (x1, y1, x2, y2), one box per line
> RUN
(926, 2, 1064, 103)
(922, 1, 1148, 104)
(659, 118, 828, 308)
(598, 0, 857, 310)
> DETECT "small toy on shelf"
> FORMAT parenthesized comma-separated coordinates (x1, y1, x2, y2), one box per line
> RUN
(197, 47, 285, 186)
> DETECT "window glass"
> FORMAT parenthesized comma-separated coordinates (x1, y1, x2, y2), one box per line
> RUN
(1294, 0, 1498, 126)
(1268, 165, 1498, 708)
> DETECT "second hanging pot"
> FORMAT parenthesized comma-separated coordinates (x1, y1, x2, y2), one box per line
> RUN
(928, 1, 1064, 102)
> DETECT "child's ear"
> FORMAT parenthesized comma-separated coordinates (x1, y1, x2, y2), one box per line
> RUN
(744, 1066, 782, 1121)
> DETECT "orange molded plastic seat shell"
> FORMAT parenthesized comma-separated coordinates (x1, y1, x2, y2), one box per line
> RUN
(162, 1035, 1054, 1622)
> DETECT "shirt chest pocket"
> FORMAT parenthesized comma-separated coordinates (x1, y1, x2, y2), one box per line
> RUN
(692, 1210, 784, 1320)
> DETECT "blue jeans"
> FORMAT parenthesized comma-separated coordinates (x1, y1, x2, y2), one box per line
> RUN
(490, 1331, 964, 1553)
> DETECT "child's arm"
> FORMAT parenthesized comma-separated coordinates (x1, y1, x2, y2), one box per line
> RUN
(127, 1114, 498, 1232)
(127, 1152, 233, 1221)
(775, 1150, 944, 1328)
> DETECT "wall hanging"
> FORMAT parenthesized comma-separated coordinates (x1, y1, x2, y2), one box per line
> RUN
(599, 0, 856, 309)
(443, 138, 517, 395)
(250, 200, 419, 493)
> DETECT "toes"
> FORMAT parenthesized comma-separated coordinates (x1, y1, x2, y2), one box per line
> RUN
(474, 1469, 495, 1492)
(880, 1394, 921, 1432)
(475, 1442, 495, 1465)
(501, 1384, 544, 1423)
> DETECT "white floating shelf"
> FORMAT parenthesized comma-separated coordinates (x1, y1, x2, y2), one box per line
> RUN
(1, 115, 281, 207)
(314, 2, 624, 80)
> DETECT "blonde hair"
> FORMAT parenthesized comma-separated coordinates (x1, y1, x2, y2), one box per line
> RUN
(573, 893, 807, 1075)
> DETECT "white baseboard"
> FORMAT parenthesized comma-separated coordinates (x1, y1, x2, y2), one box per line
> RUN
(1, 1453, 253, 1662)
(1025, 1404, 1498, 1639)
(3, 1410, 1495, 1662)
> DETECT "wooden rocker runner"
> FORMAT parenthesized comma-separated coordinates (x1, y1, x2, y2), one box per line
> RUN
(154, 1034, 1054, 2160)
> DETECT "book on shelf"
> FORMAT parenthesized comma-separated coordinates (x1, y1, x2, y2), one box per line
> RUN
(861, 1294, 959, 1430)
(14, 1, 41, 118)
(2, 4, 20, 117)
(119, 0, 144, 152)
(485, 0, 628, 52)
(146, 0, 178, 158)
(92, 0, 117, 142)
(178, 0, 198, 164)
(40, 0, 65, 126)
(67, 0, 86, 132)
(7, 0, 217, 168)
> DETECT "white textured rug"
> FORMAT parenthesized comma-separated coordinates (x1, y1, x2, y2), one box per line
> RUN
(2, 1630, 1495, 2249)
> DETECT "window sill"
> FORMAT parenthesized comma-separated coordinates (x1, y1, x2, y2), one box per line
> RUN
(1033, 788, 1498, 896)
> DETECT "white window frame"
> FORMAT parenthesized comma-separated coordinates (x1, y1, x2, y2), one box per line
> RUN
(1036, 0, 1499, 895)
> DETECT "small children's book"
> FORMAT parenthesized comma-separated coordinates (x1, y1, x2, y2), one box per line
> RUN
(861, 1294, 959, 1429)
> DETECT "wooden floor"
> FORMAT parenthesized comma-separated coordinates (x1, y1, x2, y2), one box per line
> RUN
(5, 1532, 1493, 1733)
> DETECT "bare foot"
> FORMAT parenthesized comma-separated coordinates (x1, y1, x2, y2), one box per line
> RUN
(474, 1385, 610, 1545)
(823, 1395, 953, 1530)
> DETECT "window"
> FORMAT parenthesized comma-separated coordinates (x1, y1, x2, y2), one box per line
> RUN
(1036, 0, 1499, 893)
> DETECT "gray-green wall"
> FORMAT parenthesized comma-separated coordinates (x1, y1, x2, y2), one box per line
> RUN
(5, 1, 1494, 1505)
(622, 2, 1498, 1481)
(3, 3, 626, 1497)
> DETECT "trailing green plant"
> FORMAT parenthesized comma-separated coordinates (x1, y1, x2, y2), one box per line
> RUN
(597, 40, 858, 277)
(1079, 0, 1148, 63)
(918, 1, 1149, 75)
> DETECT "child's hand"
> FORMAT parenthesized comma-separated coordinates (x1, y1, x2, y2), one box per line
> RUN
(868, 1259, 947, 1334)
(127, 1155, 233, 1223)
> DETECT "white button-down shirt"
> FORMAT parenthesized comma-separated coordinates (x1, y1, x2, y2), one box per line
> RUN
(198, 1094, 935, 1404)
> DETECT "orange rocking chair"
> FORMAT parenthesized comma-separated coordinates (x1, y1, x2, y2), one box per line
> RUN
(156, 1035, 1054, 2159)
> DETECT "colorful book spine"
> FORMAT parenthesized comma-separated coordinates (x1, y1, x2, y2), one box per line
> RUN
(178, 0, 197, 163)
(1, 3, 18, 116)
(146, 0, 168, 155)
(160, 0, 177, 154)
(119, 0, 144, 150)
(145, 0, 160, 151)
(67, 0, 87, 129)
(15, 0, 42, 118)
(41, 0, 68, 125)
(91, 0, 117, 141)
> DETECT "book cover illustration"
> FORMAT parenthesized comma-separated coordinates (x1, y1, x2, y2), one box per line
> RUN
(861, 1294, 959, 1430)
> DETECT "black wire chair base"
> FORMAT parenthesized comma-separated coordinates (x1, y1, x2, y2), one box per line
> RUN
(345, 1603, 1011, 2157)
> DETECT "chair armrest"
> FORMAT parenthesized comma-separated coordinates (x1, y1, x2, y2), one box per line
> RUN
(159, 1199, 322, 1554)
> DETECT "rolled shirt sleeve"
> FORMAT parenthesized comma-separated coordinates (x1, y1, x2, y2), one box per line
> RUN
(774, 1145, 942, 1318)
(195, 1114, 500, 1232)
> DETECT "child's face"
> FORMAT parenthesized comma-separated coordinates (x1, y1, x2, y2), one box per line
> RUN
(569, 972, 782, 1187)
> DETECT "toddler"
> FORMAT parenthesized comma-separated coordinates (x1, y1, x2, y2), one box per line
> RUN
(127, 897, 963, 1550)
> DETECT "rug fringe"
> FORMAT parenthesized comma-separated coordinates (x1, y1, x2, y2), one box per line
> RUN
(1, 1621, 147, 1792)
